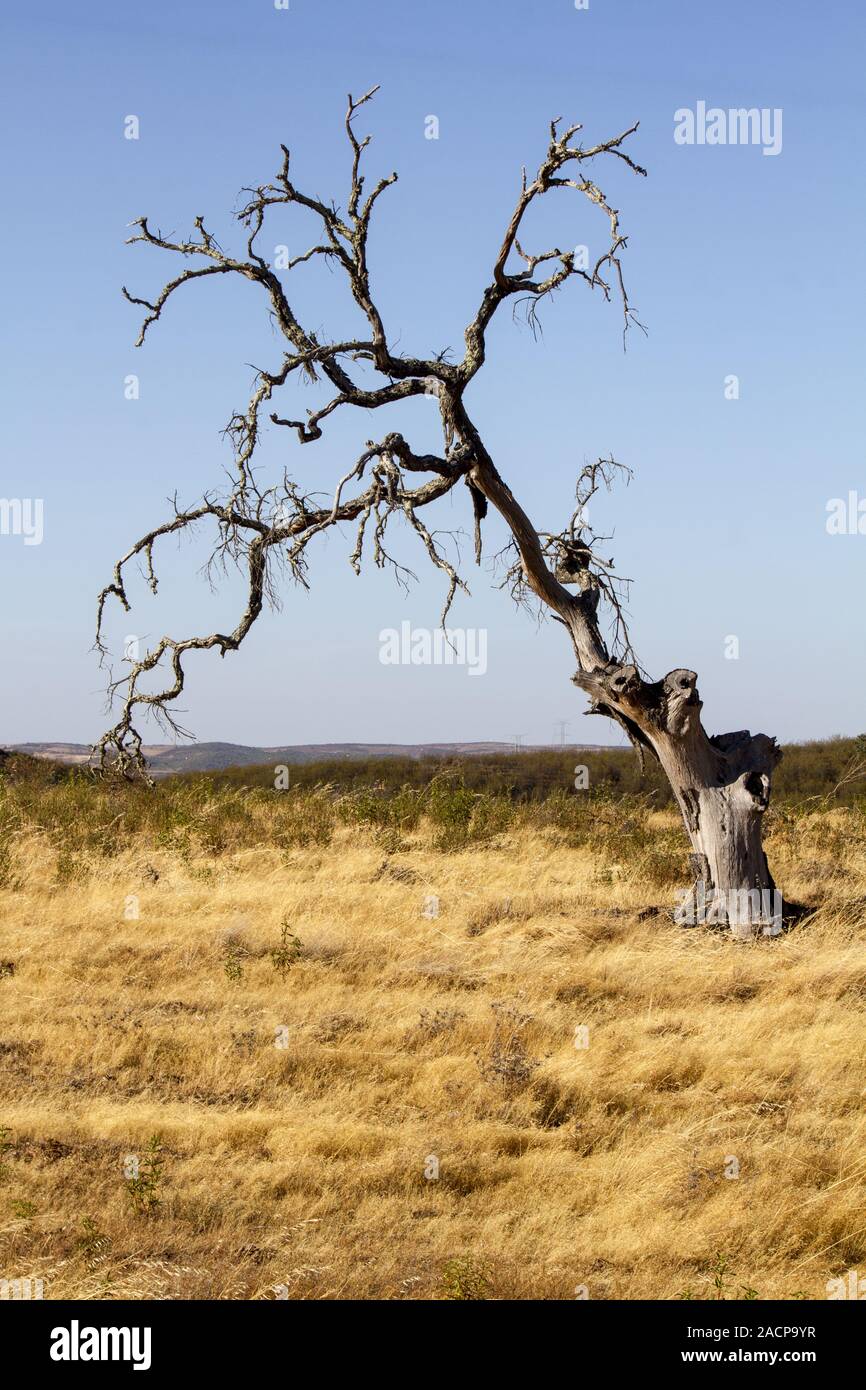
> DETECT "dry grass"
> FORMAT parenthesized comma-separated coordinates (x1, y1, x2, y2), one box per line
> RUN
(1, 794, 866, 1301)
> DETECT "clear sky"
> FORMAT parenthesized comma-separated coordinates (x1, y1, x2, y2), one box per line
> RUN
(2, 0, 864, 750)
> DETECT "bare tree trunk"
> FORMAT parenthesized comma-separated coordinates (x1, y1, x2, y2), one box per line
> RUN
(574, 664, 782, 937)
(463, 452, 784, 939)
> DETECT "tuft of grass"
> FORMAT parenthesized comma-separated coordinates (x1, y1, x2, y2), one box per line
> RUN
(0, 1125, 12, 1183)
(440, 1256, 492, 1301)
(476, 1001, 543, 1089)
(223, 942, 245, 984)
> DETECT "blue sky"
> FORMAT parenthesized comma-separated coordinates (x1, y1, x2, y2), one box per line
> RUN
(1, 0, 864, 749)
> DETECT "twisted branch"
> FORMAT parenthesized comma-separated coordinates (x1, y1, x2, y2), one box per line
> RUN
(96, 91, 646, 779)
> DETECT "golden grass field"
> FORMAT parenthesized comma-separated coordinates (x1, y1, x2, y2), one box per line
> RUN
(2, 778, 866, 1301)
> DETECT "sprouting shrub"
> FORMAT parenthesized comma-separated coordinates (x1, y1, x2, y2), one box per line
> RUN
(271, 919, 302, 977)
(155, 825, 193, 862)
(427, 778, 476, 839)
(476, 1001, 542, 1089)
(440, 1256, 492, 1301)
(76, 1216, 111, 1268)
(275, 791, 335, 850)
(415, 1007, 465, 1038)
(636, 832, 691, 888)
(389, 786, 427, 831)
(426, 775, 513, 852)
(338, 784, 425, 835)
(55, 845, 86, 883)
(313, 1012, 359, 1043)
(223, 941, 245, 983)
(513, 788, 668, 860)
(126, 1134, 164, 1216)
(338, 774, 514, 851)
(195, 791, 259, 855)
(372, 824, 406, 854)
(0, 1126, 13, 1182)
(337, 788, 389, 828)
(0, 813, 13, 889)
(518, 787, 592, 844)
(678, 1252, 760, 1301)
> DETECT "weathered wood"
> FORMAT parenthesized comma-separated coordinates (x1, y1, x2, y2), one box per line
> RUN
(97, 93, 782, 942)
(573, 665, 782, 937)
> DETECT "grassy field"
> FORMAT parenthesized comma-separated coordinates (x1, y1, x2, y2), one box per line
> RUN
(1, 747, 865, 1300)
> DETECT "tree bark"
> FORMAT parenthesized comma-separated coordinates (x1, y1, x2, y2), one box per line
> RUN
(463, 450, 783, 939)
(573, 663, 782, 937)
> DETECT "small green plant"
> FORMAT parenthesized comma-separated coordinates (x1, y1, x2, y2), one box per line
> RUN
(0, 814, 14, 889)
(712, 1251, 730, 1299)
(12, 1198, 35, 1220)
(276, 792, 335, 851)
(0, 1125, 13, 1182)
(678, 1253, 761, 1301)
(155, 823, 193, 863)
(223, 942, 245, 983)
(441, 1256, 492, 1301)
(425, 775, 512, 852)
(126, 1134, 164, 1216)
(55, 847, 81, 883)
(76, 1216, 111, 1266)
(372, 824, 405, 855)
(270, 919, 302, 978)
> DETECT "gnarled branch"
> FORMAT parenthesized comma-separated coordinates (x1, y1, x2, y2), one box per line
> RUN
(97, 91, 645, 778)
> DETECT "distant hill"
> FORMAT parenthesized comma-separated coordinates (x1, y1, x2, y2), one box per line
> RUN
(5, 740, 610, 778)
(0, 747, 73, 786)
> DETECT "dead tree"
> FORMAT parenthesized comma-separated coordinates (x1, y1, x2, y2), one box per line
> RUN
(96, 87, 782, 934)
